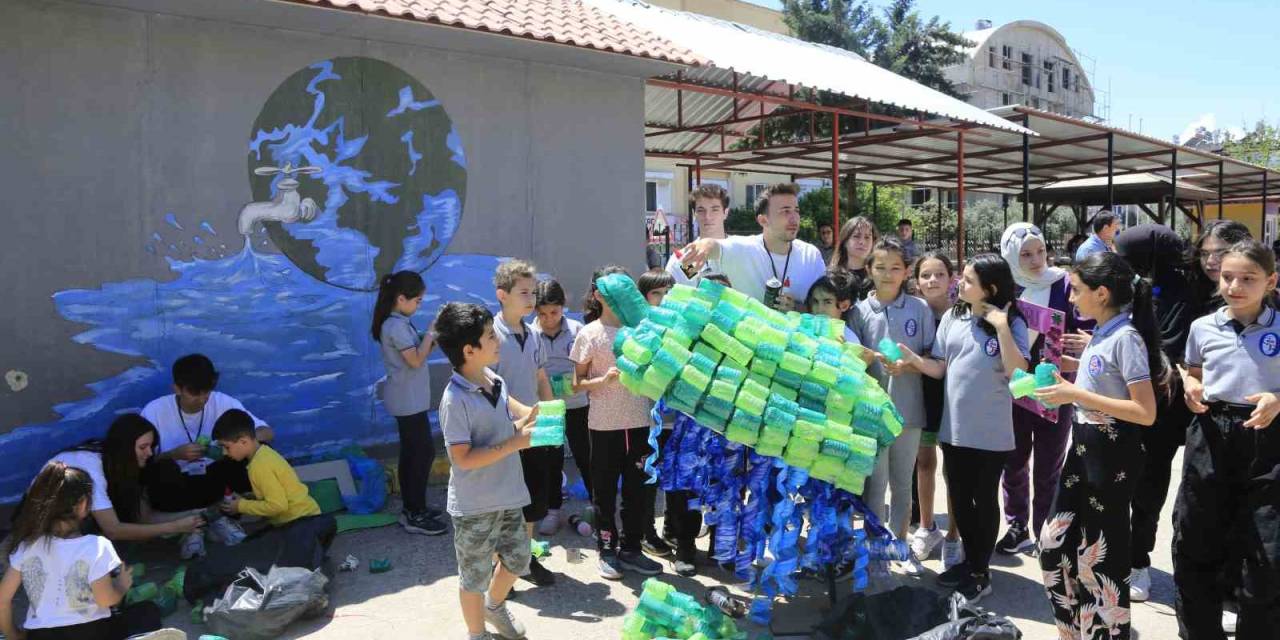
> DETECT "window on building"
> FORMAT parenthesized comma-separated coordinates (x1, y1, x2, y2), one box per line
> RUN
(1002, 45, 1013, 70)
(910, 188, 930, 207)
(988, 46, 997, 67)
(645, 181, 658, 212)
(943, 190, 958, 209)
(1062, 67, 1070, 91)
(1021, 53, 1032, 85)
(745, 183, 770, 208)
(1045, 61, 1055, 92)
(1002, 93, 1012, 106)
(1031, 97, 1041, 109)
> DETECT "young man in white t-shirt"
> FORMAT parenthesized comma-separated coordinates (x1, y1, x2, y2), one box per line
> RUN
(678, 182, 826, 308)
(140, 354, 274, 515)
(665, 184, 729, 285)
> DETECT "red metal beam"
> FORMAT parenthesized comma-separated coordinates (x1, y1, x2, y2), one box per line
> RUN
(833, 113, 842, 238)
(957, 131, 966, 265)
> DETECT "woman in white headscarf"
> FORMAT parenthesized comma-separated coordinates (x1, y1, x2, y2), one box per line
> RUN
(992, 222, 1090, 556)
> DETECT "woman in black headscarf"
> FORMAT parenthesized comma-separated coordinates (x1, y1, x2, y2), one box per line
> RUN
(1113, 223, 1196, 604)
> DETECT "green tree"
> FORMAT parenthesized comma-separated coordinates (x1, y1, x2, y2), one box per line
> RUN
(1223, 120, 1280, 170)
(870, 0, 971, 98)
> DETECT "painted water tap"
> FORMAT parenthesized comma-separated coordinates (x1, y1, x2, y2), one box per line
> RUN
(237, 162, 321, 235)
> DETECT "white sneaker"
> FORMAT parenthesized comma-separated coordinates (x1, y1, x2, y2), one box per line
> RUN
(484, 595, 527, 639)
(180, 531, 206, 560)
(894, 557, 925, 576)
(941, 539, 964, 570)
(1129, 567, 1151, 603)
(1223, 609, 1237, 635)
(598, 551, 623, 580)
(537, 509, 561, 536)
(208, 516, 247, 546)
(910, 525, 944, 562)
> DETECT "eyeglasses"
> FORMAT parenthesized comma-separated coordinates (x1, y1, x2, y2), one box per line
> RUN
(1198, 249, 1229, 262)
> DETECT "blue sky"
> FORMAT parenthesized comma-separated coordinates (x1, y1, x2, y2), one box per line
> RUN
(742, 0, 1277, 142)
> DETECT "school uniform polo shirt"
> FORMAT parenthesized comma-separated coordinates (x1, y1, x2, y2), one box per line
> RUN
(379, 311, 432, 417)
(493, 314, 547, 406)
(1186, 306, 1280, 405)
(852, 292, 936, 428)
(931, 309, 1030, 452)
(1076, 313, 1150, 422)
(439, 369, 531, 517)
(533, 317, 588, 410)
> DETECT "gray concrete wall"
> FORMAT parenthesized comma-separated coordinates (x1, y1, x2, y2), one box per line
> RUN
(0, 0, 648, 501)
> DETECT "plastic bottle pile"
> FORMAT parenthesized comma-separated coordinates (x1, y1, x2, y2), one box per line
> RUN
(621, 579, 744, 640)
(531, 400, 567, 447)
(598, 276, 904, 495)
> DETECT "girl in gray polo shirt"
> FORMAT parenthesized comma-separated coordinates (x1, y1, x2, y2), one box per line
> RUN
(1173, 241, 1280, 640)
(900, 254, 1029, 603)
(1029, 252, 1165, 640)
(372, 271, 445, 536)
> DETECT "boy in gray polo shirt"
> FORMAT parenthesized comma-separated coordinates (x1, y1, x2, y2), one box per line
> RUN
(436, 302, 539, 640)
(491, 259, 558, 587)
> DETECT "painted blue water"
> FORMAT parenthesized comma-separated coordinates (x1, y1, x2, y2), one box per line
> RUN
(0, 245, 507, 503)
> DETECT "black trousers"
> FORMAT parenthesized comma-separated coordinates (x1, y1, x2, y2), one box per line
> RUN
(521, 445, 563, 523)
(395, 411, 436, 515)
(1039, 420, 1143, 640)
(651, 430, 701, 552)
(1131, 377, 1191, 569)
(27, 602, 160, 640)
(590, 427, 653, 552)
(940, 443, 1007, 574)
(548, 406, 593, 509)
(142, 457, 251, 512)
(1173, 404, 1280, 640)
(184, 513, 337, 603)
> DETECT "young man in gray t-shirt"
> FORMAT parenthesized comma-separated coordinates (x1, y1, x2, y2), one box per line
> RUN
(436, 302, 539, 640)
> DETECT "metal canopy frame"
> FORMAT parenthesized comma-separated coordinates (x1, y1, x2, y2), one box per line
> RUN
(647, 79, 1280, 252)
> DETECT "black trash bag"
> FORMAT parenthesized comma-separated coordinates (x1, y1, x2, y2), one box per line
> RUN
(813, 586, 953, 640)
(908, 592, 1022, 640)
(185, 514, 336, 603)
(205, 565, 329, 640)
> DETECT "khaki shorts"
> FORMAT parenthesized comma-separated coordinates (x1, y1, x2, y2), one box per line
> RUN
(452, 508, 529, 592)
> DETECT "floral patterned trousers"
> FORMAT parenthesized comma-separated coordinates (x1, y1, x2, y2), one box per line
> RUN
(1039, 419, 1144, 640)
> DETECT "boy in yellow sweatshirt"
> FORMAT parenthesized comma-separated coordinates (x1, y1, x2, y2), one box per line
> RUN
(213, 410, 334, 566)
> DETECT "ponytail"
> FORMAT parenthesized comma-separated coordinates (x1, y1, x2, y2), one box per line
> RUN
(9, 462, 94, 555)
(371, 271, 426, 342)
(1075, 253, 1171, 398)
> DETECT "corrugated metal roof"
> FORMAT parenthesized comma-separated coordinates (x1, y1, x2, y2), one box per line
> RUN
(589, 0, 1033, 135)
(283, 0, 705, 65)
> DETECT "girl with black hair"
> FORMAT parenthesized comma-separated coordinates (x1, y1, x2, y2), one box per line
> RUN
(372, 270, 445, 536)
(898, 253, 1031, 603)
(1189, 220, 1252, 314)
(1112, 224, 1198, 603)
(1174, 240, 1280, 639)
(31, 415, 204, 544)
(1, 462, 175, 640)
(1031, 251, 1166, 640)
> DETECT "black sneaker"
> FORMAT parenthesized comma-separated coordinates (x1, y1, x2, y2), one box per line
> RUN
(674, 546, 697, 577)
(996, 520, 1033, 554)
(522, 556, 556, 586)
(400, 510, 448, 536)
(958, 571, 992, 603)
(619, 549, 663, 575)
(937, 561, 971, 588)
(642, 534, 674, 557)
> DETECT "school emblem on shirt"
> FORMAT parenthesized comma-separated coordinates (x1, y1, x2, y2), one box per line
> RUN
(984, 337, 1000, 356)
(1088, 355, 1105, 376)
(1262, 332, 1280, 357)
(904, 319, 918, 337)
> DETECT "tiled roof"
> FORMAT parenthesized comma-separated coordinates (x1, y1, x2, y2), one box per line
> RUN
(285, 0, 703, 65)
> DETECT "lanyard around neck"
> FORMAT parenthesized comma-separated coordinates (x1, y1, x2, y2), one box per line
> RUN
(175, 396, 206, 444)
(762, 237, 793, 286)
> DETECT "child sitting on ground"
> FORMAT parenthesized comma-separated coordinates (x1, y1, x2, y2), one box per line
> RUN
(435, 302, 541, 640)
(0, 462, 180, 640)
(213, 410, 335, 566)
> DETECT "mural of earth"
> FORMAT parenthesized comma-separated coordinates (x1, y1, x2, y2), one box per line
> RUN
(248, 57, 468, 291)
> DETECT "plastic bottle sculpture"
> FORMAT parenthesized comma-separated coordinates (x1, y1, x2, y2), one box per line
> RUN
(1008, 362, 1061, 408)
(530, 400, 567, 447)
(596, 276, 904, 496)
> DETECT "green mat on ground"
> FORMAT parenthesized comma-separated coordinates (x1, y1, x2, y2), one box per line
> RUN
(335, 512, 399, 533)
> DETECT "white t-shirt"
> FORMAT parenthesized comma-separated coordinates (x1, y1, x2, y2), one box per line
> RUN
(716, 234, 827, 304)
(46, 450, 112, 513)
(8, 535, 120, 629)
(140, 391, 266, 475)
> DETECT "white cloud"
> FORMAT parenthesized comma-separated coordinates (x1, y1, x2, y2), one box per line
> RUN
(1177, 113, 1246, 144)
